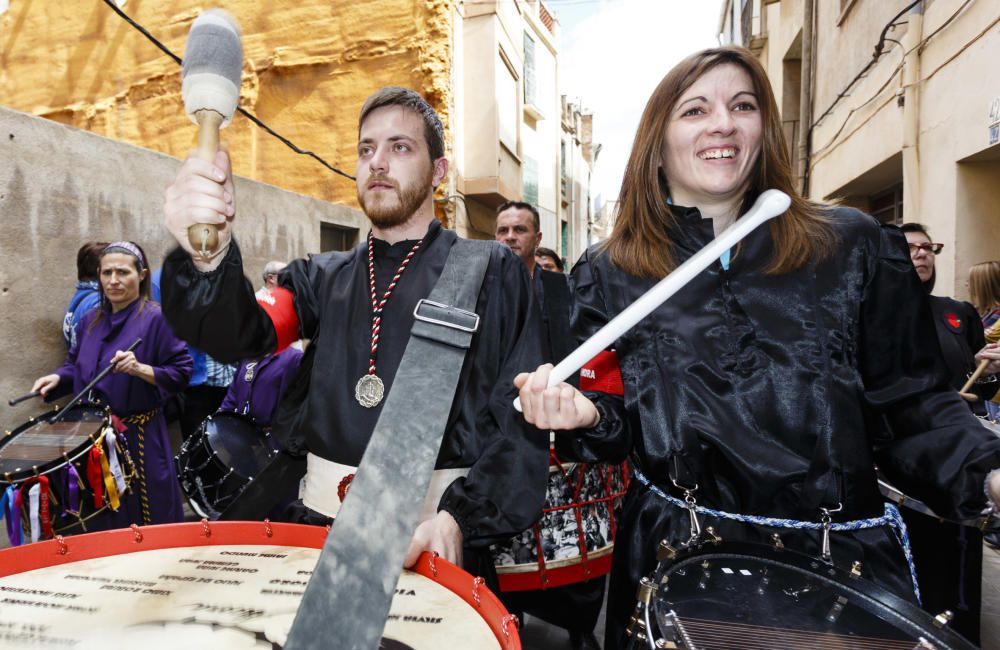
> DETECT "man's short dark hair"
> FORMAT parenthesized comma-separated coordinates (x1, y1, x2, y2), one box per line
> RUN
(359, 87, 445, 161)
(900, 222, 930, 237)
(535, 246, 564, 272)
(496, 201, 540, 232)
(77, 241, 108, 281)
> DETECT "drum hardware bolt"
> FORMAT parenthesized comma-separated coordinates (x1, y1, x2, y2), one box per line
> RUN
(914, 638, 937, 649)
(3, 430, 10, 437)
(263, 519, 273, 538)
(130, 524, 143, 543)
(703, 526, 721, 545)
(770, 533, 784, 550)
(657, 539, 678, 562)
(201, 519, 212, 538)
(636, 576, 658, 605)
(825, 595, 848, 623)
(472, 576, 485, 606)
(428, 551, 439, 577)
(55, 535, 68, 555)
(850, 561, 862, 577)
(933, 610, 954, 628)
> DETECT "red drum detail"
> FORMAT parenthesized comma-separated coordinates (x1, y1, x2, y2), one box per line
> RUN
(493, 450, 629, 591)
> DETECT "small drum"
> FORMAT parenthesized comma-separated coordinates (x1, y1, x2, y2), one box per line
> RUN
(638, 541, 975, 650)
(0, 403, 134, 537)
(0, 521, 520, 649)
(176, 411, 278, 519)
(492, 454, 628, 591)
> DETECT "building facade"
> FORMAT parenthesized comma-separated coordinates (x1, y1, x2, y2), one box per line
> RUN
(0, 0, 596, 263)
(721, 0, 1000, 299)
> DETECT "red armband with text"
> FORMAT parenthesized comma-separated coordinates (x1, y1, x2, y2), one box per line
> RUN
(256, 287, 300, 352)
(579, 350, 624, 395)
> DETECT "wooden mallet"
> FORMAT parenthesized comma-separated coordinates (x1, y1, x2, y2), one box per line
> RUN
(959, 358, 991, 402)
(181, 9, 243, 257)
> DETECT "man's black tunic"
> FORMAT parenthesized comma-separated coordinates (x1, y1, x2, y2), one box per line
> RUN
(161, 220, 548, 549)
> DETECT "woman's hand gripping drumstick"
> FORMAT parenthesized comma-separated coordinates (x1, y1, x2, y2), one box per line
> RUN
(960, 343, 1000, 401)
(515, 190, 792, 428)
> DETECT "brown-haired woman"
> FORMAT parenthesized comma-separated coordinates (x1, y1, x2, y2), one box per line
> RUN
(516, 46, 1000, 647)
(33, 241, 192, 530)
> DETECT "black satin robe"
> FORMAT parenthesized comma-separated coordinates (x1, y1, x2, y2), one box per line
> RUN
(160, 220, 548, 550)
(559, 206, 1000, 648)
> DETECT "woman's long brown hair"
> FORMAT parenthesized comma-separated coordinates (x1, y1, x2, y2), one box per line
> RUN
(969, 261, 1000, 315)
(604, 46, 834, 278)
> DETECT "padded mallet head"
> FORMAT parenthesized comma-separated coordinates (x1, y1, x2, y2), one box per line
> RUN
(182, 9, 243, 128)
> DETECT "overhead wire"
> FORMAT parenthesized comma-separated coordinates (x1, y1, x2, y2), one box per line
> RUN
(100, 0, 355, 182)
(810, 0, 983, 161)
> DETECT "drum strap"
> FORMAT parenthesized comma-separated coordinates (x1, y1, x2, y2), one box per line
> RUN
(285, 239, 493, 649)
(632, 466, 923, 606)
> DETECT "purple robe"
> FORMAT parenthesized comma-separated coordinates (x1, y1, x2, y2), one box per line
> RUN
(53, 299, 192, 528)
(219, 347, 303, 426)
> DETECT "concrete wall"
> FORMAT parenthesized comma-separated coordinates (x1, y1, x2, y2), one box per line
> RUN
(0, 106, 365, 433)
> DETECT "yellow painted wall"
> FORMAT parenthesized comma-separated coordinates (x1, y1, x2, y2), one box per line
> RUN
(0, 0, 454, 209)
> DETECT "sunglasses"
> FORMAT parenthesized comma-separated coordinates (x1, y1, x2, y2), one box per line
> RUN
(908, 242, 943, 255)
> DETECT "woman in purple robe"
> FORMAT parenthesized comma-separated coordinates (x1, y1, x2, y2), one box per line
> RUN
(33, 241, 192, 529)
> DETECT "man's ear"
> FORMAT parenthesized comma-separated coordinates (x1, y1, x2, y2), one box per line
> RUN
(431, 157, 449, 188)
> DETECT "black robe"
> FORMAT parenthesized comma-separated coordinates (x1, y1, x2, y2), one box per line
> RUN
(160, 220, 549, 553)
(560, 206, 1000, 647)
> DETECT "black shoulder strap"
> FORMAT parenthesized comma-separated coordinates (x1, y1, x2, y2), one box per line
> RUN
(285, 237, 494, 648)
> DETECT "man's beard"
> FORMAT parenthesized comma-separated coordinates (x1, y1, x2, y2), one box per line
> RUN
(358, 168, 433, 229)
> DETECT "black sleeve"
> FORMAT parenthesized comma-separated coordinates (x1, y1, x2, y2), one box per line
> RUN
(553, 248, 631, 464)
(160, 242, 276, 363)
(866, 225, 1000, 519)
(160, 240, 328, 363)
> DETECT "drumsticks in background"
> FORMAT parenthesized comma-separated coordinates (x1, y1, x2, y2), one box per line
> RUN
(8, 391, 40, 407)
(959, 358, 991, 401)
(51, 338, 142, 422)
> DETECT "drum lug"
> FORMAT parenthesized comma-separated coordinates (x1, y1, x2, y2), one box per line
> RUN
(656, 539, 678, 562)
(932, 610, 955, 628)
(201, 518, 212, 538)
(428, 551, 439, 578)
(770, 533, 784, 550)
(263, 518, 274, 538)
(55, 535, 68, 555)
(501, 613, 519, 649)
(129, 524, 143, 543)
(850, 561, 862, 578)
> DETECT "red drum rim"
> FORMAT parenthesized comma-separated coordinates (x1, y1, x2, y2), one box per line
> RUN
(0, 520, 521, 649)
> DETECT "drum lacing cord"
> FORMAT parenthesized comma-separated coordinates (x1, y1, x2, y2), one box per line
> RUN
(632, 467, 922, 605)
(123, 409, 157, 526)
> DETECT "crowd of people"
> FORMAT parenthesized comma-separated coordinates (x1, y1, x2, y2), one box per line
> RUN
(4, 43, 1000, 650)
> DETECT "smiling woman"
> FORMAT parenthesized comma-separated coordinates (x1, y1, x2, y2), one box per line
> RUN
(514, 45, 1000, 648)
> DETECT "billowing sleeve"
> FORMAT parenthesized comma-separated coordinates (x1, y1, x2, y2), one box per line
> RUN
(553, 248, 632, 464)
(864, 224, 1000, 519)
(148, 309, 193, 402)
(437, 247, 549, 547)
(160, 241, 321, 363)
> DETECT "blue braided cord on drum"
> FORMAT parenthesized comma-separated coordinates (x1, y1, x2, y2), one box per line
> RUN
(632, 467, 922, 605)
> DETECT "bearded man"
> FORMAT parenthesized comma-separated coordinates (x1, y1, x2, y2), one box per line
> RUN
(159, 86, 547, 586)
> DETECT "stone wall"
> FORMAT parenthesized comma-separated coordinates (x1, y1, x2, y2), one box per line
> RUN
(0, 106, 365, 433)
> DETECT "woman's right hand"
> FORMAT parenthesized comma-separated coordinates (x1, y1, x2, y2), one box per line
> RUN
(514, 363, 600, 431)
(31, 374, 60, 397)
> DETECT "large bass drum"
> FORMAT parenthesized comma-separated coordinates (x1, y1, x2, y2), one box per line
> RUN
(638, 541, 975, 650)
(0, 520, 520, 649)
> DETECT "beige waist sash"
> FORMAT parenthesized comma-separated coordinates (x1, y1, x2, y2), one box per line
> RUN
(301, 452, 470, 524)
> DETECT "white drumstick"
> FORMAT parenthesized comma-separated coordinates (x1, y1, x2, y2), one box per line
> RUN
(515, 189, 791, 411)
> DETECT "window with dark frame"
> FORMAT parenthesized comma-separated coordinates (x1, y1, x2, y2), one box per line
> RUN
(869, 184, 904, 225)
(320, 222, 359, 252)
